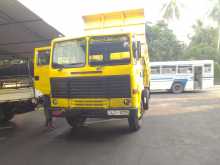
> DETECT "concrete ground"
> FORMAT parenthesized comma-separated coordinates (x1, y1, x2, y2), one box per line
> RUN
(0, 86, 220, 165)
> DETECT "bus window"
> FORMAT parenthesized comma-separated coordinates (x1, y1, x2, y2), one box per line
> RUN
(151, 66, 160, 74)
(161, 65, 176, 74)
(178, 66, 192, 74)
(204, 64, 211, 73)
(37, 50, 50, 66)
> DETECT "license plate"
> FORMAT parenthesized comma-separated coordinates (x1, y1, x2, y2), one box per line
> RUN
(107, 110, 129, 116)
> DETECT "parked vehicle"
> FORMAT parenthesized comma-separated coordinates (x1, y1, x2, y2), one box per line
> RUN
(0, 57, 38, 123)
(34, 9, 151, 131)
(150, 60, 214, 93)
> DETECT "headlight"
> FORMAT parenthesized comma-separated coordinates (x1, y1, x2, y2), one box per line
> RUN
(124, 99, 131, 105)
(52, 99, 58, 105)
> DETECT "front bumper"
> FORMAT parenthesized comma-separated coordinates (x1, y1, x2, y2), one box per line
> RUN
(50, 108, 137, 118)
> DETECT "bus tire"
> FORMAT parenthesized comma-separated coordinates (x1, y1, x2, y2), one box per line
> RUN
(128, 109, 141, 132)
(172, 82, 184, 94)
(65, 116, 86, 128)
(142, 89, 150, 110)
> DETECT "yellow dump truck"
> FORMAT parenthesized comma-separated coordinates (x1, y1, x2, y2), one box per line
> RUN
(35, 9, 150, 131)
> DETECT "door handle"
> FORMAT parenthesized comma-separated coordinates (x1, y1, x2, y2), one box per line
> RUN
(34, 76, 39, 81)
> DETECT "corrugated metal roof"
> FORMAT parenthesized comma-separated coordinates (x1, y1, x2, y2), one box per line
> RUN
(0, 0, 62, 58)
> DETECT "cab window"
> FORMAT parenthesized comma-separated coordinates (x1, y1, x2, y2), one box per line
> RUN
(37, 49, 50, 66)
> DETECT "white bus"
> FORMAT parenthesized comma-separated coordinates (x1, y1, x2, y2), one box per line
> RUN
(150, 60, 214, 93)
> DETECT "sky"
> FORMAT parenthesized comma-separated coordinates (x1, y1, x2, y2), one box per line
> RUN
(19, 0, 213, 43)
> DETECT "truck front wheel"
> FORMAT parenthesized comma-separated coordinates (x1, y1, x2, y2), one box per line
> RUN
(65, 116, 86, 128)
(128, 109, 141, 132)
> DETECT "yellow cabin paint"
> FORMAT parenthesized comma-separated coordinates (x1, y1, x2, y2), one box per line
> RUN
(34, 46, 51, 95)
(34, 8, 151, 130)
(49, 32, 150, 118)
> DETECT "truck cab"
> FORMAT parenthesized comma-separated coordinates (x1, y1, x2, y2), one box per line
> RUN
(34, 8, 151, 131)
(48, 33, 150, 131)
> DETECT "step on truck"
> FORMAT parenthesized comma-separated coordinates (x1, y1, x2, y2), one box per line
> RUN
(35, 8, 151, 131)
(0, 57, 39, 123)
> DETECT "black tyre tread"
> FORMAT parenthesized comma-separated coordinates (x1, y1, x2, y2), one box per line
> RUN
(128, 110, 141, 132)
(142, 89, 149, 110)
(3, 111, 14, 121)
(0, 105, 15, 123)
(65, 116, 86, 128)
(172, 82, 184, 94)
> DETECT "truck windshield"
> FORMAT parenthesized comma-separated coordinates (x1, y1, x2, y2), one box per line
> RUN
(52, 38, 86, 68)
(89, 35, 130, 66)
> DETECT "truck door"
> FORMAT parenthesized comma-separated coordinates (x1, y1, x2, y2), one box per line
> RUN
(34, 47, 50, 95)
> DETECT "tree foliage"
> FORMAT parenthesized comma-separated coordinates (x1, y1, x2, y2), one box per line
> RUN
(146, 20, 220, 83)
(186, 21, 220, 62)
(209, 0, 220, 51)
(161, 0, 182, 22)
(146, 21, 184, 61)
(210, 0, 220, 24)
(186, 21, 220, 83)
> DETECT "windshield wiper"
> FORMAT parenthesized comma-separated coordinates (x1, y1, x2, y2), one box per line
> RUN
(68, 62, 84, 65)
(53, 63, 65, 70)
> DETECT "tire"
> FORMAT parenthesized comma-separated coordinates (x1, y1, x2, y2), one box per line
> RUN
(142, 89, 150, 110)
(65, 116, 86, 128)
(171, 82, 184, 94)
(128, 108, 142, 132)
(3, 110, 15, 122)
(0, 109, 5, 123)
(0, 105, 15, 123)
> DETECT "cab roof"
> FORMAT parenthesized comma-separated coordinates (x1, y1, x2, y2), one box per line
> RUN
(52, 32, 133, 43)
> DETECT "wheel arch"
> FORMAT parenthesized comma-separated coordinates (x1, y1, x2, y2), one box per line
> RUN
(171, 79, 188, 90)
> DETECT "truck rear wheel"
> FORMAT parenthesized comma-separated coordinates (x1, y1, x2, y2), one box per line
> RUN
(3, 110, 15, 122)
(142, 89, 150, 110)
(65, 116, 86, 128)
(0, 105, 15, 123)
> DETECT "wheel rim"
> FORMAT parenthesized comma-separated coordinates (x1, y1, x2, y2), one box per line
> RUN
(173, 84, 183, 93)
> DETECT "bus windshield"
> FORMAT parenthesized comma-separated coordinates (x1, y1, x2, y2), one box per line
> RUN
(89, 35, 131, 66)
(52, 38, 86, 68)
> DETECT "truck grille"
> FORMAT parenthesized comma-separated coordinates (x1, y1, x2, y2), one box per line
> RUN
(51, 75, 131, 98)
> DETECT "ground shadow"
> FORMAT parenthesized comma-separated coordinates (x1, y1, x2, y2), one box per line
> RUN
(55, 119, 132, 142)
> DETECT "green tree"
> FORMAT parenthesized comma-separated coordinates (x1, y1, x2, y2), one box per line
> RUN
(146, 21, 185, 61)
(186, 22, 219, 61)
(185, 21, 220, 83)
(161, 0, 182, 22)
(209, 0, 220, 51)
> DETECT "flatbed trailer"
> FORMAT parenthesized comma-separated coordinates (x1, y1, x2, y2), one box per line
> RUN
(0, 88, 34, 103)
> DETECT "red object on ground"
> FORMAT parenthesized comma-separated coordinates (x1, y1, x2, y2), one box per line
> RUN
(52, 111, 63, 117)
